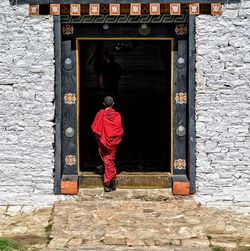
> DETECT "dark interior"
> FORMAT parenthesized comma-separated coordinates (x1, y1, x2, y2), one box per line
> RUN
(79, 40, 172, 173)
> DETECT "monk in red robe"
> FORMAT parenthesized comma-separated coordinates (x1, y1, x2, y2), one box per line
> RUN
(91, 96, 123, 192)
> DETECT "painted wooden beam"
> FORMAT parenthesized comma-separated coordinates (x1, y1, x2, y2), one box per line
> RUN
(11, 0, 240, 6)
(54, 15, 62, 195)
(173, 39, 188, 177)
(188, 15, 196, 194)
(61, 41, 78, 177)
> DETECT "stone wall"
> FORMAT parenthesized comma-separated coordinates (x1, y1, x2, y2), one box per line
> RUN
(195, 0, 250, 213)
(0, 0, 62, 211)
(1, 0, 250, 213)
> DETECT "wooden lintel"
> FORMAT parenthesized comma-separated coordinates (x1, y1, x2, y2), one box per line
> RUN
(12, 0, 240, 5)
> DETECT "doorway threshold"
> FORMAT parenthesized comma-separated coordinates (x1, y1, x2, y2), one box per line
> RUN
(79, 171, 171, 189)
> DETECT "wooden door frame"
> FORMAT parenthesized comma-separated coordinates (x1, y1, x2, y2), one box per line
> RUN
(76, 37, 174, 175)
(188, 16, 196, 194)
(54, 16, 196, 195)
(54, 16, 62, 194)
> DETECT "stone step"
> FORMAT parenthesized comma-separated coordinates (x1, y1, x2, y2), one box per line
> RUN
(75, 188, 174, 201)
(79, 172, 171, 189)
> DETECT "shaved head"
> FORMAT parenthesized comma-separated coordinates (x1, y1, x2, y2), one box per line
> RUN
(104, 96, 114, 107)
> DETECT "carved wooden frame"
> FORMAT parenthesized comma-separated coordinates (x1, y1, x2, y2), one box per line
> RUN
(53, 16, 196, 195)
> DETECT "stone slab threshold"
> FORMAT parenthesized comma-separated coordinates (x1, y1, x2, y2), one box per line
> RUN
(79, 172, 171, 189)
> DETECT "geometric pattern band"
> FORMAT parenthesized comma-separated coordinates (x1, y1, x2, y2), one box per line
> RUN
(61, 14, 188, 24)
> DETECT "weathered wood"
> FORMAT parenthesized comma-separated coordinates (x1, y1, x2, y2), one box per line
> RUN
(54, 15, 62, 195)
(61, 41, 78, 176)
(12, 0, 240, 5)
(68, 24, 177, 39)
(188, 15, 196, 194)
(79, 172, 171, 188)
(173, 40, 187, 176)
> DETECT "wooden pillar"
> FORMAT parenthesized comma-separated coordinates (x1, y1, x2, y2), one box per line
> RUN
(61, 40, 79, 195)
(188, 15, 196, 194)
(54, 16, 62, 195)
(172, 38, 190, 195)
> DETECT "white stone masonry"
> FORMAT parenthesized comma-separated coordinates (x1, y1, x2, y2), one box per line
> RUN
(0, 0, 250, 213)
(0, 0, 63, 210)
(195, 0, 250, 213)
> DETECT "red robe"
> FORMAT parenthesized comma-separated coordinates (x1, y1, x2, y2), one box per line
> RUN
(91, 108, 123, 184)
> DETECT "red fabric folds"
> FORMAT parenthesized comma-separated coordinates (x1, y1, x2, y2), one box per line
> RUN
(91, 108, 123, 149)
(98, 141, 117, 184)
(91, 108, 123, 185)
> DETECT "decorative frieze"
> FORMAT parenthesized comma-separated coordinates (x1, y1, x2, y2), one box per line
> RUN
(50, 4, 60, 15)
(61, 14, 189, 24)
(189, 3, 200, 15)
(29, 3, 223, 16)
(130, 4, 141, 15)
(211, 3, 222, 15)
(70, 4, 81, 16)
(29, 5, 39, 16)
(110, 4, 120, 16)
(149, 3, 160, 15)
(170, 3, 181, 15)
(89, 4, 100, 16)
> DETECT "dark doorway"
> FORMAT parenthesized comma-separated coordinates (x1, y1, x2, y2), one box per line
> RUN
(79, 39, 172, 173)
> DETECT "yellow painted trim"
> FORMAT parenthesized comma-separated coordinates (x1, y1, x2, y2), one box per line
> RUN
(76, 37, 174, 175)
(171, 39, 174, 175)
(77, 38, 173, 41)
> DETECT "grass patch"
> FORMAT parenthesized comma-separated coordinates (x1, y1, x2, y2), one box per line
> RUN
(207, 236, 226, 251)
(207, 235, 212, 245)
(44, 223, 52, 234)
(44, 223, 53, 245)
(0, 238, 26, 251)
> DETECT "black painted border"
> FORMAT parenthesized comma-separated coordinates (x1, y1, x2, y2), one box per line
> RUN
(54, 15, 62, 194)
(188, 15, 196, 194)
